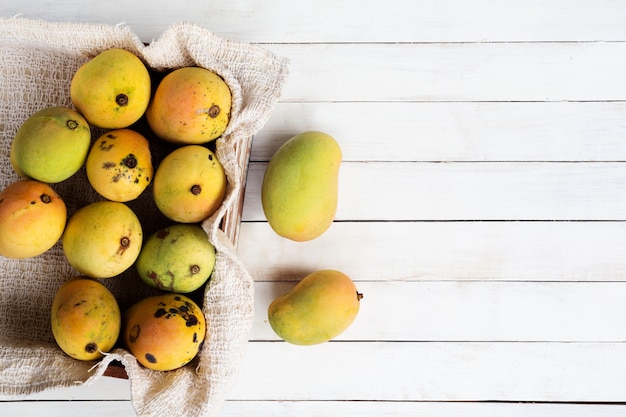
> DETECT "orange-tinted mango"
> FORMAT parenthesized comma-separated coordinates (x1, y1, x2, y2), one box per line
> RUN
(123, 293, 206, 371)
(146, 66, 231, 144)
(0, 180, 67, 258)
(51, 277, 121, 361)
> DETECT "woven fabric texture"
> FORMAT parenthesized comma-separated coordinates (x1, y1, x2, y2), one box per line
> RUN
(0, 18, 288, 417)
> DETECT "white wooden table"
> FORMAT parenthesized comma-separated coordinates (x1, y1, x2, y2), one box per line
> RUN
(3, 1, 626, 416)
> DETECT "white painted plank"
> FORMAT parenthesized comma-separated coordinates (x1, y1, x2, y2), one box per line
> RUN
(1, 375, 131, 401)
(7, 398, 606, 417)
(238, 221, 626, 282)
(253, 101, 626, 162)
(0, 401, 135, 417)
(2, 400, 625, 417)
(250, 281, 626, 342)
(229, 341, 626, 402)
(265, 42, 626, 102)
(221, 400, 626, 417)
(3, 1, 626, 43)
(243, 162, 626, 221)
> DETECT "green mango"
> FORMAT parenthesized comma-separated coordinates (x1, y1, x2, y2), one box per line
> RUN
(11, 106, 91, 183)
(268, 269, 362, 345)
(135, 224, 216, 293)
(261, 131, 341, 241)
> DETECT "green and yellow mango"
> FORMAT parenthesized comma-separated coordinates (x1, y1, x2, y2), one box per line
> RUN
(262, 131, 341, 241)
(268, 269, 362, 345)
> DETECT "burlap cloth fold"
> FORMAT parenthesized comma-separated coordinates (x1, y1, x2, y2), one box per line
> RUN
(0, 18, 289, 416)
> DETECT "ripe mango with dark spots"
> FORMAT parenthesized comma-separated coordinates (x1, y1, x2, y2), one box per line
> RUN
(123, 293, 206, 371)
(268, 269, 362, 345)
(0, 179, 67, 258)
(136, 224, 216, 293)
(86, 128, 153, 202)
(262, 131, 341, 241)
(51, 277, 121, 361)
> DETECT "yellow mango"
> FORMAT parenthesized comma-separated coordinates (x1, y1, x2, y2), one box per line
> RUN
(51, 277, 121, 361)
(11, 106, 91, 183)
(62, 201, 142, 278)
(70, 48, 151, 129)
(123, 293, 206, 371)
(268, 270, 362, 345)
(261, 131, 341, 241)
(0, 180, 67, 259)
(146, 66, 232, 144)
(85, 129, 153, 202)
(152, 145, 226, 223)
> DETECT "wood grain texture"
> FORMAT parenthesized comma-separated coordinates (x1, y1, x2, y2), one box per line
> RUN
(222, 400, 626, 417)
(3, 398, 626, 417)
(4, 1, 626, 43)
(229, 341, 626, 402)
(265, 43, 626, 102)
(238, 221, 626, 281)
(253, 102, 626, 162)
(2, 399, 626, 417)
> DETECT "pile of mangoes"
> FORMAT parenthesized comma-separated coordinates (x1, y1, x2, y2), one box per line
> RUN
(0, 48, 229, 370)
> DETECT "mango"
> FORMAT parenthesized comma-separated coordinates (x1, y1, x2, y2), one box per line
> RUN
(262, 131, 341, 241)
(152, 145, 226, 223)
(62, 201, 142, 278)
(51, 277, 121, 361)
(146, 66, 231, 144)
(70, 48, 151, 129)
(136, 224, 216, 293)
(9, 143, 29, 179)
(123, 293, 206, 371)
(268, 269, 362, 345)
(0, 180, 67, 258)
(11, 106, 91, 183)
(86, 129, 153, 202)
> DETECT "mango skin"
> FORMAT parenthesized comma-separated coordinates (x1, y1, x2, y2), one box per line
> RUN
(262, 131, 341, 241)
(70, 48, 151, 129)
(0, 180, 67, 259)
(62, 201, 142, 278)
(123, 293, 206, 371)
(11, 106, 91, 183)
(136, 224, 216, 293)
(152, 145, 226, 223)
(86, 129, 153, 202)
(146, 66, 232, 144)
(268, 270, 362, 345)
(51, 277, 121, 361)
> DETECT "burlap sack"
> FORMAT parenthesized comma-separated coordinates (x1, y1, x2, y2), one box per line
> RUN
(0, 18, 289, 416)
